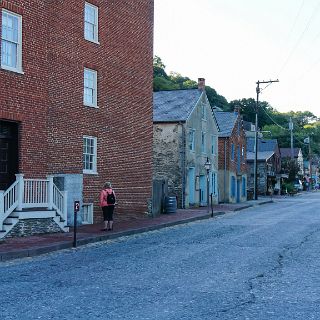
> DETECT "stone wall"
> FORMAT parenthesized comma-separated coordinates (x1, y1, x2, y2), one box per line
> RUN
(6, 219, 63, 238)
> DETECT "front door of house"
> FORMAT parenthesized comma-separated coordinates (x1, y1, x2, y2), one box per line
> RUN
(188, 168, 195, 205)
(236, 178, 241, 203)
(199, 175, 207, 206)
(0, 121, 18, 190)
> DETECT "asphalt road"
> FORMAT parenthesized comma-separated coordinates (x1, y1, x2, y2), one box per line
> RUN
(1, 192, 320, 320)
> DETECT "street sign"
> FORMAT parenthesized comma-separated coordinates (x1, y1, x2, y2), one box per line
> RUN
(73, 201, 80, 248)
(74, 201, 80, 213)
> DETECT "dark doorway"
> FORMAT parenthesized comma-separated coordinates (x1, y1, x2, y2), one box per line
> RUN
(0, 121, 19, 190)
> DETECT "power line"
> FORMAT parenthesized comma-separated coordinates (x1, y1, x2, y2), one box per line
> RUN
(277, 0, 320, 77)
(260, 105, 289, 131)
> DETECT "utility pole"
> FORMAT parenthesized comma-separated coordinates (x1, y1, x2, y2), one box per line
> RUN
(254, 79, 279, 200)
(289, 117, 294, 159)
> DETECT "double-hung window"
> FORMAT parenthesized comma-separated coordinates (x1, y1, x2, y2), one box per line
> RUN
(189, 129, 195, 151)
(211, 135, 216, 155)
(84, 2, 98, 43)
(84, 68, 97, 107)
(201, 132, 206, 153)
(83, 136, 97, 174)
(231, 143, 235, 160)
(1, 10, 22, 73)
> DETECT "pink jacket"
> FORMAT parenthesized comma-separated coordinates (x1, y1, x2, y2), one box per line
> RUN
(100, 188, 116, 207)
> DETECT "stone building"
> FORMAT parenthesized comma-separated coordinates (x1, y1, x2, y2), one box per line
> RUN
(0, 0, 154, 238)
(214, 109, 247, 203)
(153, 79, 219, 209)
(247, 138, 281, 195)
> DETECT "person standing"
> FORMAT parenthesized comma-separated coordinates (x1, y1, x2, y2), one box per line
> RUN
(100, 182, 116, 231)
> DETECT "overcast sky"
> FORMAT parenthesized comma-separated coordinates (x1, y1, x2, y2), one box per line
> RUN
(154, 0, 320, 118)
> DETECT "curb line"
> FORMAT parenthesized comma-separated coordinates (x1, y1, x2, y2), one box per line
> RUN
(0, 200, 273, 262)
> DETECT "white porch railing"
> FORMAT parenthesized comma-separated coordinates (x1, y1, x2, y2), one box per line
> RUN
(0, 174, 68, 230)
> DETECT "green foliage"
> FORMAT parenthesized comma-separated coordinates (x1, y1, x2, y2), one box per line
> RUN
(152, 56, 320, 157)
(152, 56, 229, 110)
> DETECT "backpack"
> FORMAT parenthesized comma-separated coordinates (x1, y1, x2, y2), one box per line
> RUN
(106, 191, 116, 205)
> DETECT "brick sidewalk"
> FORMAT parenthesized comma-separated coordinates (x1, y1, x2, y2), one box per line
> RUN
(0, 199, 272, 261)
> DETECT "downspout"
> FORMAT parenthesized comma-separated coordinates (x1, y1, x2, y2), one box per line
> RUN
(180, 122, 186, 209)
(224, 139, 227, 203)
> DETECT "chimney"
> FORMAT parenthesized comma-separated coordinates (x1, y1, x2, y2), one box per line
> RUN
(198, 78, 205, 91)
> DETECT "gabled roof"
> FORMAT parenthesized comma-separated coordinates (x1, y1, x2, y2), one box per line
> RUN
(246, 138, 278, 153)
(247, 151, 275, 161)
(280, 148, 301, 158)
(153, 89, 202, 122)
(214, 111, 238, 137)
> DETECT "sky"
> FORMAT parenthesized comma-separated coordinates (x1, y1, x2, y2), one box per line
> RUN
(154, 0, 320, 118)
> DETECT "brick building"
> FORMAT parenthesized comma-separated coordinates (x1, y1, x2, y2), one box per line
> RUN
(214, 109, 247, 203)
(0, 0, 154, 237)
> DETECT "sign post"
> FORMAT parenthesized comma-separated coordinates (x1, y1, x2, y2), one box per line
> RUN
(73, 201, 80, 248)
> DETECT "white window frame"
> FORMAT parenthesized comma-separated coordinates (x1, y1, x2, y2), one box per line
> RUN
(1, 9, 23, 73)
(83, 135, 97, 174)
(189, 129, 195, 151)
(84, 2, 99, 44)
(82, 203, 93, 224)
(84, 68, 98, 107)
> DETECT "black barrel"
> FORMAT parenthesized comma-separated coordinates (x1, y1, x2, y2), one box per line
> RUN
(164, 196, 177, 214)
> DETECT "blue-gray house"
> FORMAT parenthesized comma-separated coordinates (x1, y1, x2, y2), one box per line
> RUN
(153, 79, 219, 209)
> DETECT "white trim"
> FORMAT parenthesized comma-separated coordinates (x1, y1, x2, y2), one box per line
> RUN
(83, 135, 97, 174)
(84, 2, 99, 43)
(1, 9, 23, 73)
(82, 203, 93, 224)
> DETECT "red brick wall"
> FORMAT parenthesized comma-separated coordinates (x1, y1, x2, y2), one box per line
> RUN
(0, 0, 50, 178)
(0, 0, 154, 220)
(218, 117, 247, 174)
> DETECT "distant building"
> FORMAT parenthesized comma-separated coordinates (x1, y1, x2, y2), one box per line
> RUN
(214, 109, 247, 203)
(153, 79, 219, 209)
(280, 148, 304, 175)
(247, 138, 281, 195)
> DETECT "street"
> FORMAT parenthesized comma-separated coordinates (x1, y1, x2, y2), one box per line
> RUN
(1, 192, 320, 319)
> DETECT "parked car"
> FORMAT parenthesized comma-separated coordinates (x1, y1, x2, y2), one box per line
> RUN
(293, 179, 303, 191)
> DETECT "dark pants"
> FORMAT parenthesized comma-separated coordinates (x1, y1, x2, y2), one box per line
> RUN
(102, 206, 114, 221)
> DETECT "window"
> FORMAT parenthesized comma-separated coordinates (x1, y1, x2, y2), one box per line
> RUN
(201, 132, 206, 153)
(211, 172, 217, 196)
(242, 177, 246, 197)
(84, 68, 97, 107)
(189, 129, 195, 151)
(83, 136, 97, 174)
(211, 135, 216, 155)
(231, 143, 235, 160)
(231, 176, 236, 197)
(84, 2, 98, 43)
(82, 203, 93, 224)
(201, 104, 206, 120)
(1, 10, 22, 73)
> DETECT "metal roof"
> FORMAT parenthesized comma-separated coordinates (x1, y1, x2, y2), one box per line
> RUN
(214, 111, 238, 137)
(153, 89, 202, 122)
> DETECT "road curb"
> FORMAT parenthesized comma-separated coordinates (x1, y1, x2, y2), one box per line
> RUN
(0, 200, 273, 261)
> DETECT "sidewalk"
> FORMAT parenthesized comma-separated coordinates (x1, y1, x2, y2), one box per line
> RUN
(0, 198, 273, 261)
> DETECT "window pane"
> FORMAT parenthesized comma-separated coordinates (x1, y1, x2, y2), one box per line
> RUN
(85, 22, 94, 40)
(85, 5, 96, 24)
(1, 40, 17, 68)
(2, 12, 19, 43)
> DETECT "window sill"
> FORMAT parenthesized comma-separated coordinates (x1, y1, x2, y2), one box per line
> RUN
(84, 38, 100, 45)
(1, 65, 24, 74)
(84, 104, 99, 109)
(83, 170, 98, 175)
